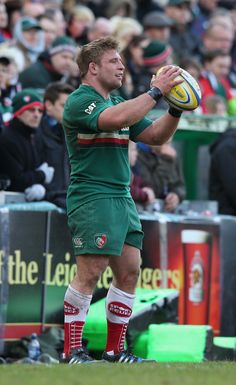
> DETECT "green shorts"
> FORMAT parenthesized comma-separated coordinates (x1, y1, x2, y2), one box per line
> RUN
(68, 197, 144, 256)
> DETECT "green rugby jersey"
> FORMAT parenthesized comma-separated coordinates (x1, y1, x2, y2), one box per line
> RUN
(62, 85, 152, 213)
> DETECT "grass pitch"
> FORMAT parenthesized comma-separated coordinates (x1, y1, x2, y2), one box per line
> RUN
(1, 362, 236, 385)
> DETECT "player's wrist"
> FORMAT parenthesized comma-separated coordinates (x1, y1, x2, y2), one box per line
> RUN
(168, 107, 182, 118)
(147, 87, 163, 103)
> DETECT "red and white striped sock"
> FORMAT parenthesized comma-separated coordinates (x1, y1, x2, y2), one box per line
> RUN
(105, 284, 135, 355)
(63, 285, 92, 357)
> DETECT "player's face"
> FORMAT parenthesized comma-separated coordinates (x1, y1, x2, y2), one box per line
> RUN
(96, 50, 125, 90)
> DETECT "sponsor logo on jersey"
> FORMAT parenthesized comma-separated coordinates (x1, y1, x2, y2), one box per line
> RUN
(108, 301, 132, 317)
(64, 301, 80, 315)
(94, 233, 107, 248)
(73, 236, 84, 248)
(85, 102, 96, 114)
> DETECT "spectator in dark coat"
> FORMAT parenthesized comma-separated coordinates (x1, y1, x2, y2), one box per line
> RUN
(209, 128, 236, 215)
(0, 89, 54, 201)
(19, 36, 78, 94)
(137, 141, 186, 212)
(165, 0, 201, 62)
(35, 82, 74, 208)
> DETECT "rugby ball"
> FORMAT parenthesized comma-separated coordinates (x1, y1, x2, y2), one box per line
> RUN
(157, 66, 201, 111)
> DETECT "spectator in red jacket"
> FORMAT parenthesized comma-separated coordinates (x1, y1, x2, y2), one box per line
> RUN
(199, 50, 236, 116)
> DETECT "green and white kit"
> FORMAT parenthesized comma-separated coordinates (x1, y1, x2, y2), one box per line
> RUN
(62, 85, 152, 256)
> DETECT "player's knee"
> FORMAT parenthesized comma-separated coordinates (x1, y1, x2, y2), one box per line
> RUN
(75, 265, 105, 289)
(119, 266, 140, 286)
(88, 266, 104, 283)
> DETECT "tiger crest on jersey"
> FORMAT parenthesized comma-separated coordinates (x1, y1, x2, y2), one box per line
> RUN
(94, 233, 107, 248)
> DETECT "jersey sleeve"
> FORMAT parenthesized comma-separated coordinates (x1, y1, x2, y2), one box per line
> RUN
(64, 93, 109, 132)
(129, 116, 152, 141)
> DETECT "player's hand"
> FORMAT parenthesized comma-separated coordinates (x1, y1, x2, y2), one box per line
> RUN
(151, 65, 183, 96)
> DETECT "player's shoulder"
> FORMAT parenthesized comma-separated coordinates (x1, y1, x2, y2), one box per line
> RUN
(66, 85, 86, 104)
(66, 85, 104, 110)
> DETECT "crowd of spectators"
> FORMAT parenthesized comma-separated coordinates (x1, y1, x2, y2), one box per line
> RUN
(0, 0, 236, 212)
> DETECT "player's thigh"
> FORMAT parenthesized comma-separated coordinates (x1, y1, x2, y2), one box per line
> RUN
(125, 198, 144, 251)
(74, 254, 109, 288)
(68, 198, 129, 256)
(109, 243, 141, 277)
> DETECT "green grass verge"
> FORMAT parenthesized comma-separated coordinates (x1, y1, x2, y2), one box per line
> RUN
(1, 362, 236, 385)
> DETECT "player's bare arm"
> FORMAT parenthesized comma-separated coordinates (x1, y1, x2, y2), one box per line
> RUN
(135, 113, 181, 145)
(97, 66, 182, 132)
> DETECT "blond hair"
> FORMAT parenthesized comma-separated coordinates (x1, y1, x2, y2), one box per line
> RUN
(110, 16, 143, 50)
(76, 36, 119, 79)
(67, 5, 95, 24)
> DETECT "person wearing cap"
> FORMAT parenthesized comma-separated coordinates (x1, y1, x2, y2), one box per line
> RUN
(19, 35, 78, 93)
(165, 0, 200, 61)
(143, 11, 173, 43)
(0, 89, 55, 201)
(137, 39, 174, 109)
(13, 16, 45, 70)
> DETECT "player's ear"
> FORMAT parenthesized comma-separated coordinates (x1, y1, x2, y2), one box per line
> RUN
(89, 62, 98, 75)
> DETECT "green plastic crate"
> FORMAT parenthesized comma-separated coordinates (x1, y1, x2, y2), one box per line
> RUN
(147, 324, 213, 362)
(213, 337, 236, 361)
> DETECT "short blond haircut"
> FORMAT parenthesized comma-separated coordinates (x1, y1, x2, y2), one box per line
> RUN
(76, 36, 119, 79)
